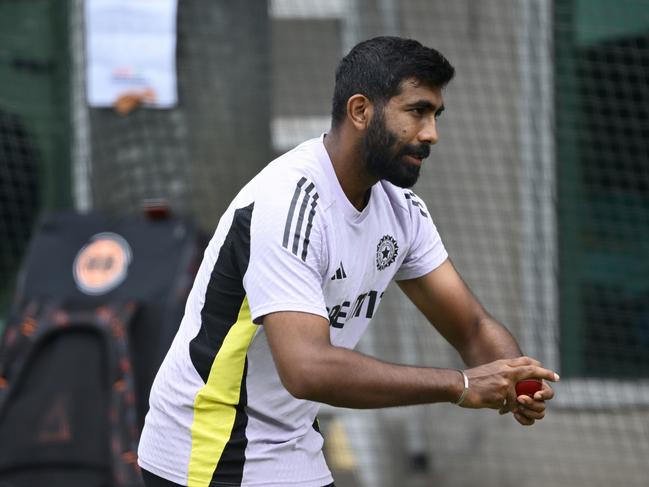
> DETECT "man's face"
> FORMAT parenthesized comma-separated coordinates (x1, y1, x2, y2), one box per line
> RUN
(362, 79, 444, 188)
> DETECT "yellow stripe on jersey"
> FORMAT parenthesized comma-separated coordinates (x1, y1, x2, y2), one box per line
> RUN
(188, 297, 256, 487)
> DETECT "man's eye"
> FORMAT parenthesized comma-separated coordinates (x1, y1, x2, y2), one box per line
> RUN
(411, 108, 425, 115)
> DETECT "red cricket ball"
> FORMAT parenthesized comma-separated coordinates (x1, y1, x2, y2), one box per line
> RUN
(515, 378, 543, 397)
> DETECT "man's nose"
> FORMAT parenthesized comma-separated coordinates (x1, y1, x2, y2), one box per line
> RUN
(418, 119, 439, 145)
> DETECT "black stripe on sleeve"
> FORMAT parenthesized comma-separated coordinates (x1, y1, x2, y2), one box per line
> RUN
(291, 182, 315, 255)
(282, 178, 320, 261)
(404, 190, 428, 218)
(301, 193, 319, 261)
(283, 177, 307, 248)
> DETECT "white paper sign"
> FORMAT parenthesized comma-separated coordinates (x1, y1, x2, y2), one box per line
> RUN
(85, 0, 178, 108)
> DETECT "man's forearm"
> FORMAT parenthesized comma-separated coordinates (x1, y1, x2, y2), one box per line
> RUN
(458, 317, 523, 367)
(281, 345, 464, 408)
(285, 342, 556, 412)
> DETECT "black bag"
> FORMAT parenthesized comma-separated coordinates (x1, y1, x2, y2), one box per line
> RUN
(0, 210, 206, 487)
(0, 300, 141, 487)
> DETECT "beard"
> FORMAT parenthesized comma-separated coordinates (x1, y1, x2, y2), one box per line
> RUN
(362, 108, 430, 188)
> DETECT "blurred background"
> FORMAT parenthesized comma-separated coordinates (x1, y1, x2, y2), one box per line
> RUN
(1, 0, 648, 486)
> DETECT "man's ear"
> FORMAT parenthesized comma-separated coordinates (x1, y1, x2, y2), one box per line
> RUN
(347, 94, 373, 130)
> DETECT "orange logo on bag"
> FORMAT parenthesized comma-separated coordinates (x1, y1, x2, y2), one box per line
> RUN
(73, 233, 132, 295)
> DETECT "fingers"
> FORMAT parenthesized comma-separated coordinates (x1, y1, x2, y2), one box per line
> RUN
(517, 395, 544, 411)
(516, 364, 560, 383)
(514, 410, 536, 426)
(498, 387, 519, 415)
(504, 398, 545, 426)
(533, 381, 555, 401)
(504, 363, 556, 422)
(503, 356, 560, 383)
(511, 386, 549, 425)
(462, 357, 558, 412)
(462, 356, 557, 426)
(518, 382, 554, 404)
(517, 382, 554, 404)
(520, 409, 544, 421)
(501, 390, 550, 417)
(506, 356, 541, 367)
(517, 401, 545, 420)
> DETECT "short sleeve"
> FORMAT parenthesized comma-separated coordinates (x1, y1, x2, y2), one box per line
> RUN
(394, 191, 448, 281)
(245, 175, 329, 324)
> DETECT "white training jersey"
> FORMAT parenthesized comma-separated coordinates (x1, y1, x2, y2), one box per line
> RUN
(138, 135, 448, 487)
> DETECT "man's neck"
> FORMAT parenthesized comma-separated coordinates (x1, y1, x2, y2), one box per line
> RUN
(323, 130, 377, 211)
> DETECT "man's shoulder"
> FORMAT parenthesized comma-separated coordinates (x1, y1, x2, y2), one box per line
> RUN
(271, 136, 321, 165)
(255, 138, 332, 204)
(377, 181, 425, 214)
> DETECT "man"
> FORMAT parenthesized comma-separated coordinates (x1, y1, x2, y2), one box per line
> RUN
(138, 36, 559, 487)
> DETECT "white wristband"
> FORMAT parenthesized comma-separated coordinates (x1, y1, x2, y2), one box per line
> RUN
(454, 370, 469, 406)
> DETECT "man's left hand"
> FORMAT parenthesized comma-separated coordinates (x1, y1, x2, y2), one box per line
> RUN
(501, 380, 555, 426)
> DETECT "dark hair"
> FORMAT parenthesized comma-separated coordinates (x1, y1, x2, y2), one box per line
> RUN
(331, 36, 455, 128)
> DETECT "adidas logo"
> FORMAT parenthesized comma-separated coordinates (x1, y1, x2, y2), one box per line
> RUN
(330, 262, 347, 281)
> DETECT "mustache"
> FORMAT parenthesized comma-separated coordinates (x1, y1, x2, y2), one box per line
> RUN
(399, 143, 430, 160)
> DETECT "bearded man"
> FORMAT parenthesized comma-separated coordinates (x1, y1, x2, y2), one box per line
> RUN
(138, 36, 559, 487)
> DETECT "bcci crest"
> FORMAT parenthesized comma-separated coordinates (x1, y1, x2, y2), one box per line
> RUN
(376, 235, 398, 270)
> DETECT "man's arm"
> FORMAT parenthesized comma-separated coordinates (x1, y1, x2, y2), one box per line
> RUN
(263, 311, 465, 408)
(397, 258, 558, 424)
(263, 306, 558, 413)
(396, 259, 521, 366)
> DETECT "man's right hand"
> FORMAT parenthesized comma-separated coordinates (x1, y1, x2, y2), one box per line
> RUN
(458, 356, 559, 411)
